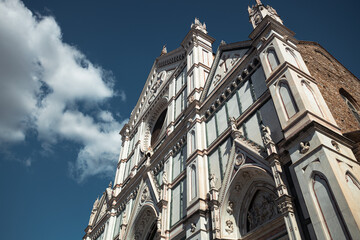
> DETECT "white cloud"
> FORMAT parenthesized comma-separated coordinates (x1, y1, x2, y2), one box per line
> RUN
(0, 0, 126, 182)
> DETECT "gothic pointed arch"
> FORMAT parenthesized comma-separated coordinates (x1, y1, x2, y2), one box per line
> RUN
(277, 80, 298, 119)
(125, 205, 159, 240)
(220, 163, 284, 239)
(141, 97, 169, 153)
(301, 80, 323, 116)
(311, 172, 351, 239)
(266, 48, 280, 71)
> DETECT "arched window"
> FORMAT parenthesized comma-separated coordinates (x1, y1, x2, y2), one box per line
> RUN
(267, 48, 280, 71)
(302, 81, 323, 116)
(285, 47, 301, 69)
(312, 174, 350, 239)
(151, 109, 167, 146)
(340, 88, 360, 125)
(190, 130, 196, 153)
(279, 81, 298, 119)
(190, 165, 197, 200)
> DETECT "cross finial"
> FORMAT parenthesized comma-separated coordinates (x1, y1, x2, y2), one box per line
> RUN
(256, 0, 262, 5)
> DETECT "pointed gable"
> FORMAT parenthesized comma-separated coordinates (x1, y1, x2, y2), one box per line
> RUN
(127, 47, 186, 129)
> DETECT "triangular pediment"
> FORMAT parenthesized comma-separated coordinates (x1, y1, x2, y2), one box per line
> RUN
(201, 40, 252, 102)
(128, 47, 186, 129)
(90, 188, 112, 226)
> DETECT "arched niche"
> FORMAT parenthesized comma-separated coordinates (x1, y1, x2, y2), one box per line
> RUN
(340, 88, 360, 124)
(141, 97, 168, 153)
(221, 164, 282, 239)
(126, 205, 159, 240)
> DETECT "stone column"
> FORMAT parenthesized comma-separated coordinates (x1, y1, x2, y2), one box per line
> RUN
(119, 211, 128, 240)
(208, 174, 221, 240)
(156, 173, 169, 240)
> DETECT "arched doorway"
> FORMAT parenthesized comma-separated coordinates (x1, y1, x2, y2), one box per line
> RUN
(220, 164, 286, 239)
(127, 206, 159, 240)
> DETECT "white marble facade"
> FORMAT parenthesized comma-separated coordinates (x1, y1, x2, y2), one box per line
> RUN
(83, 1, 360, 239)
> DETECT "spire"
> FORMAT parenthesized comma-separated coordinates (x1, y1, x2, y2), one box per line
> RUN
(160, 45, 167, 56)
(248, 0, 283, 29)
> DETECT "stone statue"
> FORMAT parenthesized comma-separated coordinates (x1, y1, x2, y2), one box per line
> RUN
(190, 223, 196, 232)
(229, 117, 242, 139)
(209, 173, 217, 190)
(230, 117, 237, 132)
(226, 201, 234, 215)
(225, 220, 234, 234)
(261, 124, 273, 145)
(106, 182, 113, 200)
(235, 151, 245, 167)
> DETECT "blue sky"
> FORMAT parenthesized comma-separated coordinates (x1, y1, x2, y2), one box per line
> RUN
(0, 0, 359, 239)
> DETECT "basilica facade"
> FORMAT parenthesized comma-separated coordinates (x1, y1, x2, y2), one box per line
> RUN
(83, 1, 360, 239)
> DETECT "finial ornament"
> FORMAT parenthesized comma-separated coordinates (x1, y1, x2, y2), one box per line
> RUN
(191, 17, 207, 33)
(160, 45, 167, 56)
(248, 0, 283, 29)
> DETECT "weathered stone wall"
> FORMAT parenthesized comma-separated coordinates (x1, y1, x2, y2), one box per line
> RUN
(298, 41, 360, 134)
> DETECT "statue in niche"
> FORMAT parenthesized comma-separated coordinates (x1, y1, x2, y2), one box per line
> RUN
(247, 191, 278, 232)
(226, 201, 234, 215)
(261, 124, 273, 145)
(299, 141, 310, 154)
(209, 173, 217, 190)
